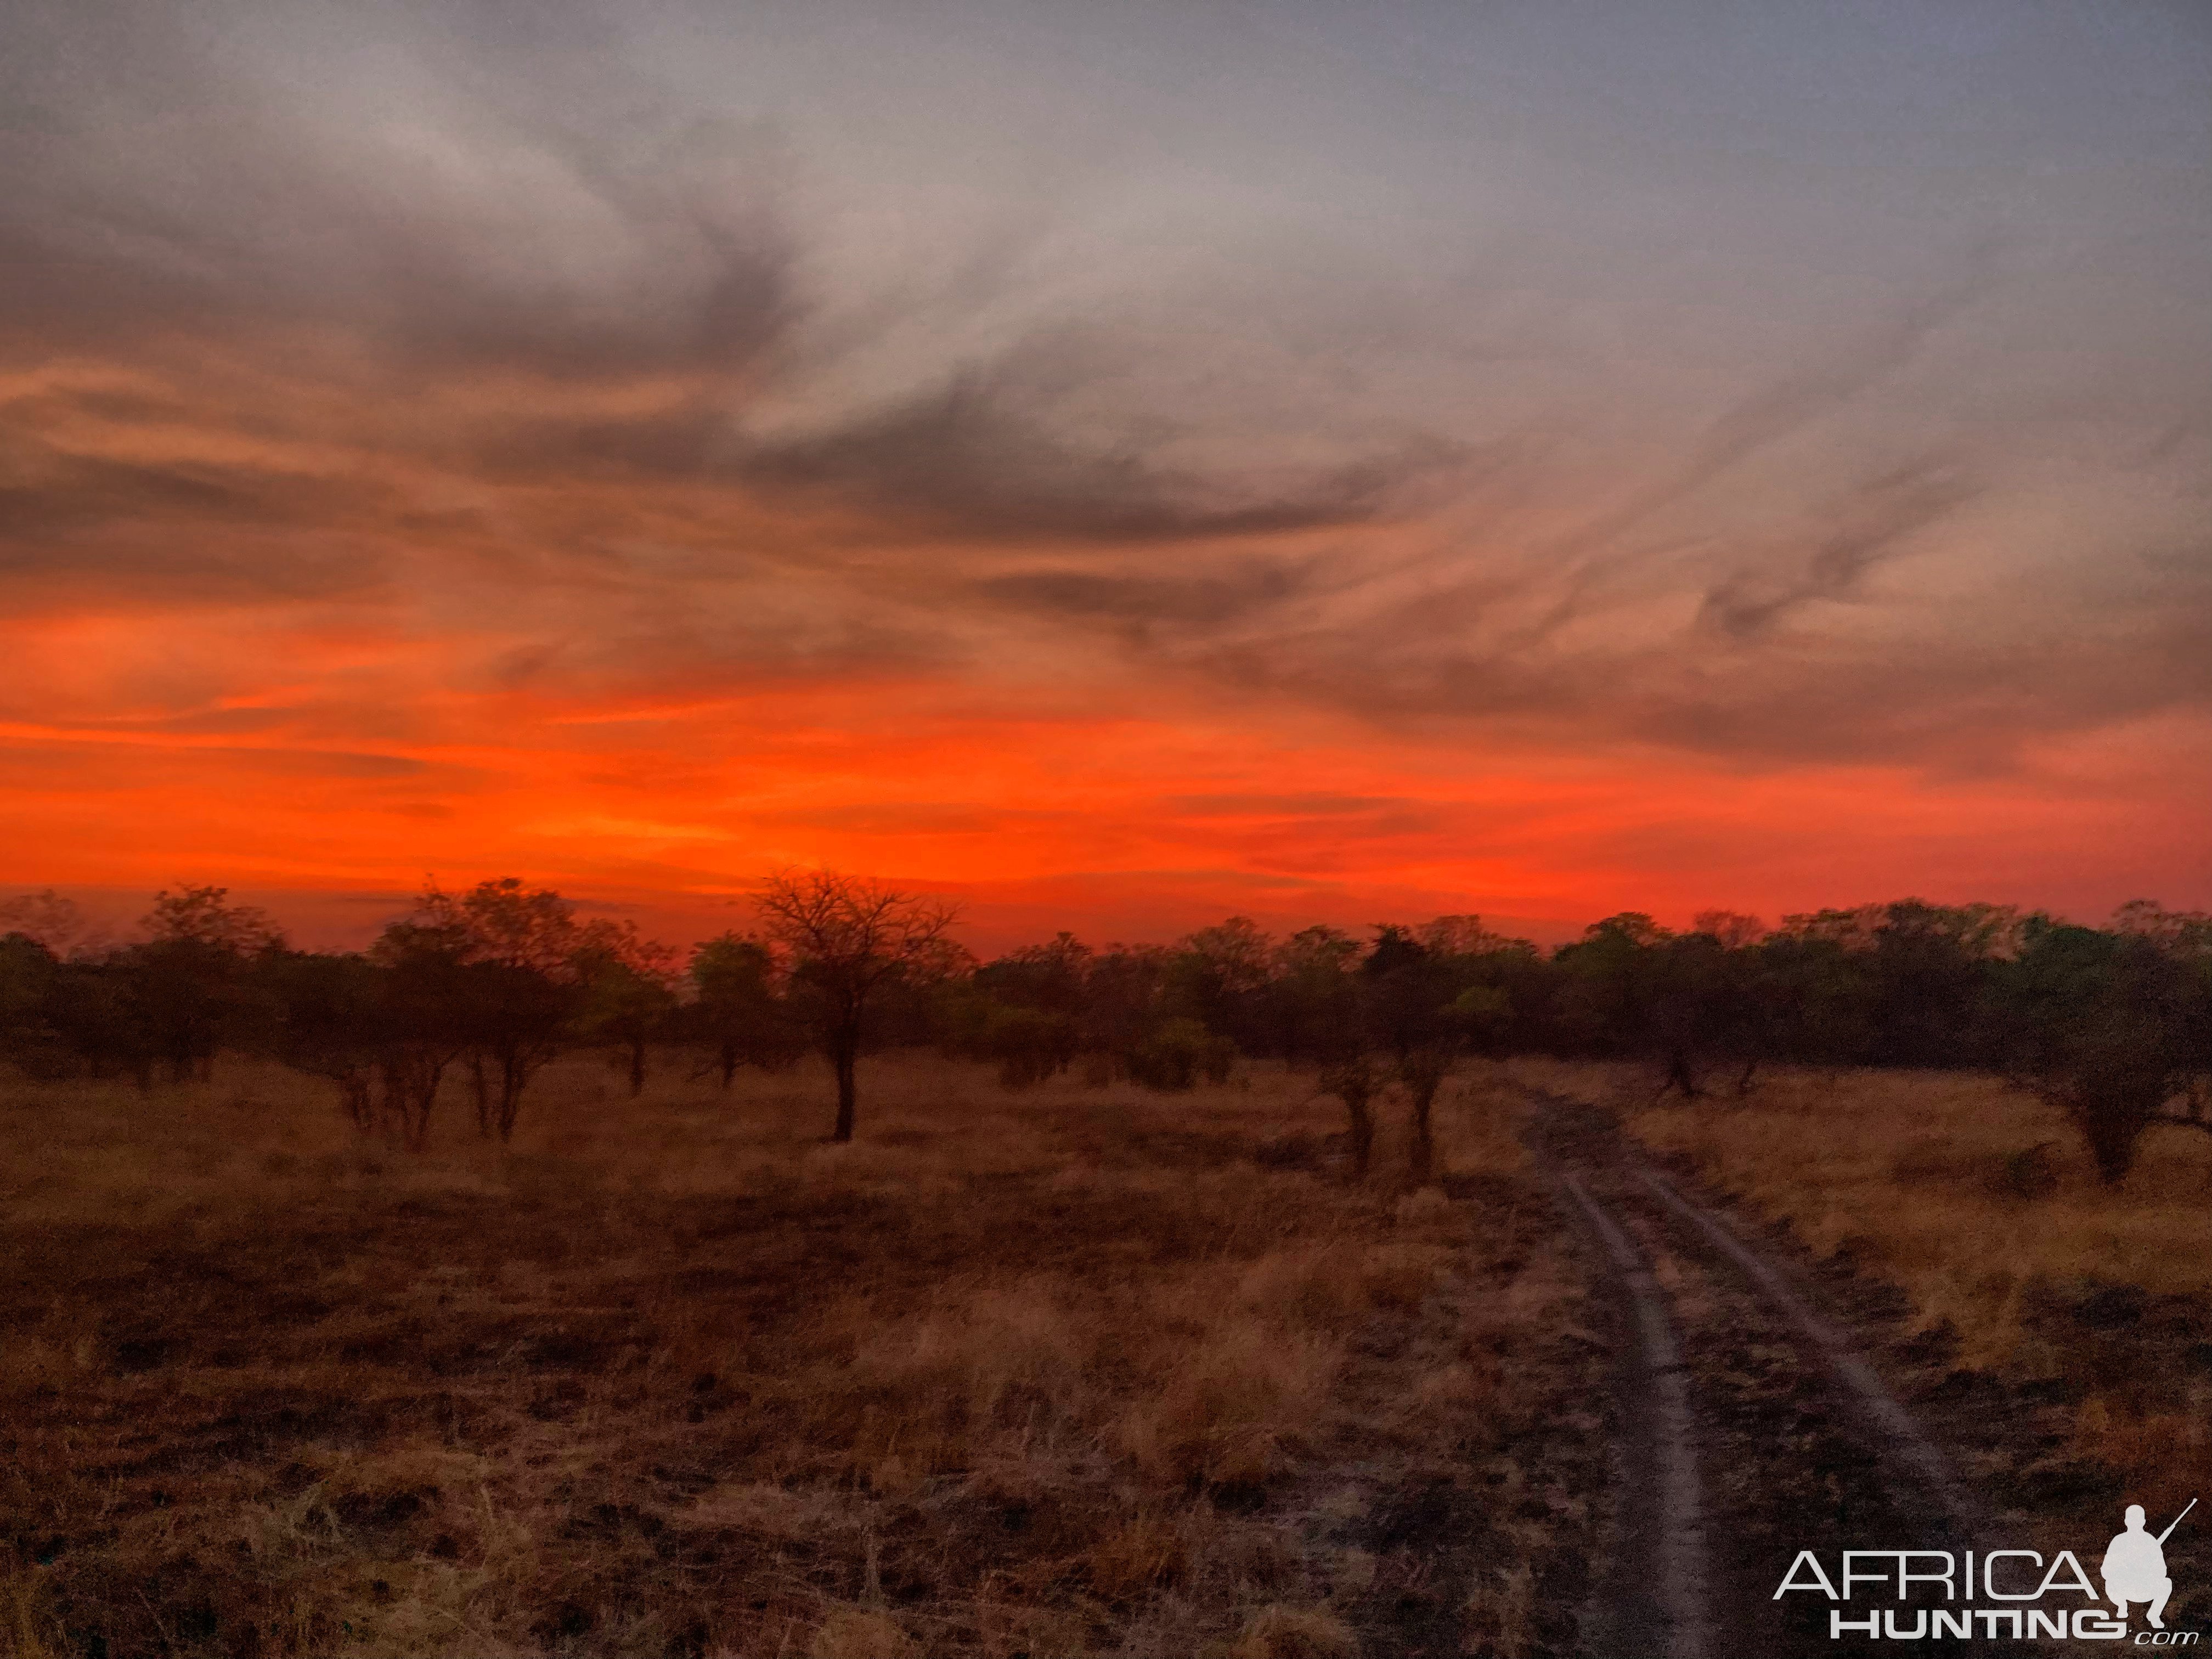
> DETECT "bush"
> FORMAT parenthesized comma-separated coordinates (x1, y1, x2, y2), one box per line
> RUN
(1125, 1018, 1237, 1091)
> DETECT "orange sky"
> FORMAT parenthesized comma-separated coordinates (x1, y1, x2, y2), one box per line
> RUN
(5, 579, 2204, 952)
(3, 3, 2207, 953)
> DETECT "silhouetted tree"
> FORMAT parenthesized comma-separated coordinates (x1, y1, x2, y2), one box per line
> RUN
(685, 933, 803, 1088)
(1361, 926, 1443, 1056)
(573, 921, 681, 1096)
(1073, 944, 1172, 1079)
(2001, 916, 2209, 1182)
(1165, 917, 1272, 1055)
(0, 889, 102, 958)
(0, 931, 66, 1078)
(126, 886, 286, 1083)
(366, 918, 476, 1149)
(267, 950, 389, 1131)
(1424, 917, 1540, 1058)
(411, 879, 583, 1141)
(754, 870, 962, 1142)
(956, 934, 1092, 1087)
(1267, 925, 1362, 1064)
(1863, 900, 2016, 1069)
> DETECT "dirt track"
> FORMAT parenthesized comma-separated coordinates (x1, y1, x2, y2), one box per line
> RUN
(1528, 1088, 1991, 1658)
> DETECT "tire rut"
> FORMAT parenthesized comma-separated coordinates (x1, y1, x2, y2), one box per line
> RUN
(1555, 1169, 1711, 1659)
(1528, 1088, 1994, 1658)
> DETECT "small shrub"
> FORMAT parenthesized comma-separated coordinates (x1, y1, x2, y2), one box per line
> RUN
(1126, 1019, 1237, 1091)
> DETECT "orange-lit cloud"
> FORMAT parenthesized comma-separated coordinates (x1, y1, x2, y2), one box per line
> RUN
(2, 1, 2207, 952)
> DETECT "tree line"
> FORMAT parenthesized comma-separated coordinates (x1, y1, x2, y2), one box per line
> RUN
(2, 875, 2207, 1182)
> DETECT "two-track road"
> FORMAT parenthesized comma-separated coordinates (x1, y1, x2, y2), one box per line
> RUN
(1527, 1089, 1993, 1658)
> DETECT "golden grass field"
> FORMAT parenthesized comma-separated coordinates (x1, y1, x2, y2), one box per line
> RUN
(1, 1054, 1602, 1659)
(1518, 1059, 2212, 1530)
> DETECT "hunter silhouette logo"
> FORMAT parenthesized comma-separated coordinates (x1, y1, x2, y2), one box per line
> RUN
(2107, 1499, 2193, 1631)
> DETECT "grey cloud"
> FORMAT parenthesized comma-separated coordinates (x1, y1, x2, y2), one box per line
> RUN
(0, 7, 797, 380)
(1518, 272, 1993, 647)
(0, 427, 396, 603)
(0, 0, 2203, 786)
(1634, 578, 2212, 769)
(0, 446, 373, 540)
(979, 560, 1312, 633)
(733, 375, 1442, 543)
(476, 400, 740, 481)
(1696, 460, 1979, 640)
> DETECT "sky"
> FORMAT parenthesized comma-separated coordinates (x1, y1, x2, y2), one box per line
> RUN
(2, 0, 2207, 952)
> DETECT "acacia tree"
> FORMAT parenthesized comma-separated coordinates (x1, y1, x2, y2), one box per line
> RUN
(686, 933, 803, 1088)
(411, 878, 581, 1141)
(1361, 926, 1458, 1178)
(572, 920, 682, 1096)
(129, 886, 286, 1083)
(1270, 926, 1375, 1178)
(268, 949, 388, 1132)
(754, 870, 961, 1142)
(365, 917, 476, 1150)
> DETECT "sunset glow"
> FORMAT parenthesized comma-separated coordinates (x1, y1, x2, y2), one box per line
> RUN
(4, 1, 2207, 949)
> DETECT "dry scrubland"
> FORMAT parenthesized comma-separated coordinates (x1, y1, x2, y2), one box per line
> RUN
(1520, 1059, 2212, 1525)
(2, 1056, 1600, 1659)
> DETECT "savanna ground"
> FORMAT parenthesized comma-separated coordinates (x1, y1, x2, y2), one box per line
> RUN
(1, 1056, 1604, 1659)
(1522, 1057, 2212, 1626)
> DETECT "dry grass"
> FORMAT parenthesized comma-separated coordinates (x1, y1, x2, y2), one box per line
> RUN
(1, 1052, 1590, 1657)
(1516, 1058, 2212, 1525)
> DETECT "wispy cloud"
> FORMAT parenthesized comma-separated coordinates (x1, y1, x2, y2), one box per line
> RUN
(1, 0, 2206, 925)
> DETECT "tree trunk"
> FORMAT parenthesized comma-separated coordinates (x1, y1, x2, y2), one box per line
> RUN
(470, 1055, 492, 1137)
(383, 1051, 445, 1152)
(1347, 1088, 1374, 1180)
(1322, 1060, 1378, 1181)
(340, 1071, 375, 1134)
(1408, 1079, 1438, 1182)
(718, 1042, 738, 1090)
(2063, 1085, 2154, 1186)
(497, 1049, 528, 1144)
(627, 1035, 647, 1097)
(831, 1037, 859, 1143)
(1660, 1048, 1704, 1100)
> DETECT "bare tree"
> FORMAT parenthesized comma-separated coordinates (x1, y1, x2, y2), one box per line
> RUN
(754, 870, 962, 1142)
(0, 889, 105, 957)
